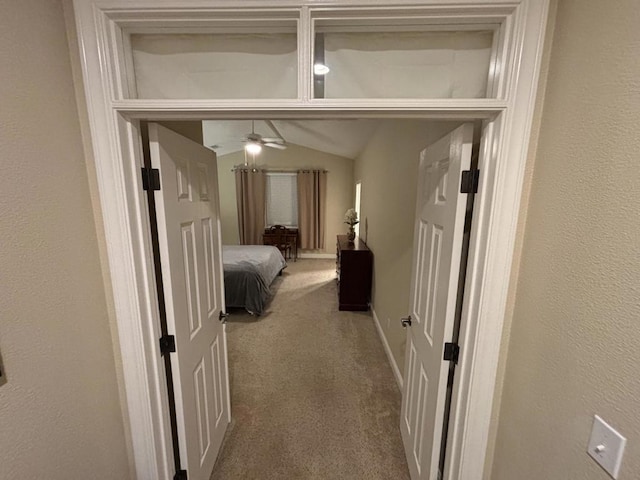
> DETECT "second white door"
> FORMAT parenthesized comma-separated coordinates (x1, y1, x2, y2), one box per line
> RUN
(401, 123, 474, 480)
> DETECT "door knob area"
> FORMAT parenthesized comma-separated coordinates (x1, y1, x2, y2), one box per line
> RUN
(401, 316, 412, 327)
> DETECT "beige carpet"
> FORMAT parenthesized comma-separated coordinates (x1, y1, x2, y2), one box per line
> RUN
(210, 259, 410, 480)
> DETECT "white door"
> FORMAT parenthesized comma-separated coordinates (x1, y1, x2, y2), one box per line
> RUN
(149, 123, 231, 479)
(400, 123, 474, 480)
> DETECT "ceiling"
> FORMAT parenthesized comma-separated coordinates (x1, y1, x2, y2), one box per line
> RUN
(202, 119, 381, 159)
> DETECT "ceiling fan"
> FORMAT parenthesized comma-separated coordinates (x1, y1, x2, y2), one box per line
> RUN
(243, 120, 287, 154)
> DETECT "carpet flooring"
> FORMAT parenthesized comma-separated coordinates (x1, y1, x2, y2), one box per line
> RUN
(210, 259, 410, 480)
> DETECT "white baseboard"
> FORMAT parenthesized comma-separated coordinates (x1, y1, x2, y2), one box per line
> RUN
(371, 308, 403, 390)
(298, 252, 335, 259)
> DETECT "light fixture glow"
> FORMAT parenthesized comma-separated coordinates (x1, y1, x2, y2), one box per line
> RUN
(313, 63, 330, 75)
(245, 142, 262, 154)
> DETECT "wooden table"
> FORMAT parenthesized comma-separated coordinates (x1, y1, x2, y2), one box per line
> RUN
(263, 227, 298, 261)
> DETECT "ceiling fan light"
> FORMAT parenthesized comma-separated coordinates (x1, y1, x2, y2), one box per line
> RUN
(313, 63, 330, 75)
(245, 142, 262, 154)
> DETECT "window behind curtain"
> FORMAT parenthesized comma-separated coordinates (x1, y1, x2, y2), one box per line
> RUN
(266, 173, 298, 227)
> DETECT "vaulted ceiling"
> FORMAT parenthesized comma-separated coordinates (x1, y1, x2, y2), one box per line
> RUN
(202, 119, 381, 159)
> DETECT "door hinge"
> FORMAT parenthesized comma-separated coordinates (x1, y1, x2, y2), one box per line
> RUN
(159, 335, 176, 356)
(174, 470, 187, 480)
(443, 342, 460, 364)
(460, 170, 479, 194)
(141, 167, 161, 191)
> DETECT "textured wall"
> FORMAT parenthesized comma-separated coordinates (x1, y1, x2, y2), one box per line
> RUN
(491, 0, 640, 478)
(353, 120, 460, 372)
(217, 144, 354, 252)
(0, 1, 130, 478)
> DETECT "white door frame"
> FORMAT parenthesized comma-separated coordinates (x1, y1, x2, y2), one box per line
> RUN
(70, 1, 550, 479)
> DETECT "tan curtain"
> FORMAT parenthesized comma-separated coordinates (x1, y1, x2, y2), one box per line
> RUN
(235, 169, 266, 245)
(297, 170, 327, 250)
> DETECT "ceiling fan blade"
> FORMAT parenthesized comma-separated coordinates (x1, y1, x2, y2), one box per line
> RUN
(261, 137, 283, 143)
(265, 142, 287, 150)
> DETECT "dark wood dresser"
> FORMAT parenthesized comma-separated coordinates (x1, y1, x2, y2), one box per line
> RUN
(336, 235, 373, 311)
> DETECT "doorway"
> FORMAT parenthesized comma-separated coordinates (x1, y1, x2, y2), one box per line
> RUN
(142, 118, 483, 479)
(92, 107, 524, 480)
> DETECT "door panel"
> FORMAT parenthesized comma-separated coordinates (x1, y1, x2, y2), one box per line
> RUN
(401, 123, 473, 480)
(149, 123, 230, 479)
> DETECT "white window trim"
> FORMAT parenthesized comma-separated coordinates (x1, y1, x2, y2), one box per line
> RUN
(70, 1, 551, 479)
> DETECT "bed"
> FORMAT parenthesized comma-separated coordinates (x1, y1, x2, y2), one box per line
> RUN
(222, 245, 287, 315)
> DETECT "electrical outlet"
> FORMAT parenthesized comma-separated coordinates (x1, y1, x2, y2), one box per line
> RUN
(587, 415, 626, 479)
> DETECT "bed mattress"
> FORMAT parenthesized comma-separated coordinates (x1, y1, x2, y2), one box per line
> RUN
(222, 245, 286, 315)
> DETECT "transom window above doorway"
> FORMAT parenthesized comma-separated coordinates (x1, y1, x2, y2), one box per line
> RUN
(116, 7, 507, 101)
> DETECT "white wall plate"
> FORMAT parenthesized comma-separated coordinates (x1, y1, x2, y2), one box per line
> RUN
(587, 415, 626, 479)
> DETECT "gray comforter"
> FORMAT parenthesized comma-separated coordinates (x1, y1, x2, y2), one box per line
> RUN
(222, 245, 287, 315)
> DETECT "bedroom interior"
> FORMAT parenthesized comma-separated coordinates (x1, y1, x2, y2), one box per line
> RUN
(148, 117, 469, 475)
(157, 120, 462, 320)
(151, 117, 471, 477)
(158, 118, 465, 374)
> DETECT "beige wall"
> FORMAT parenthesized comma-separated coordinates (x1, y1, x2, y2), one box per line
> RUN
(159, 121, 203, 144)
(353, 120, 460, 372)
(491, 1, 640, 478)
(217, 144, 354, 252)
(0, 1, 130, 479)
